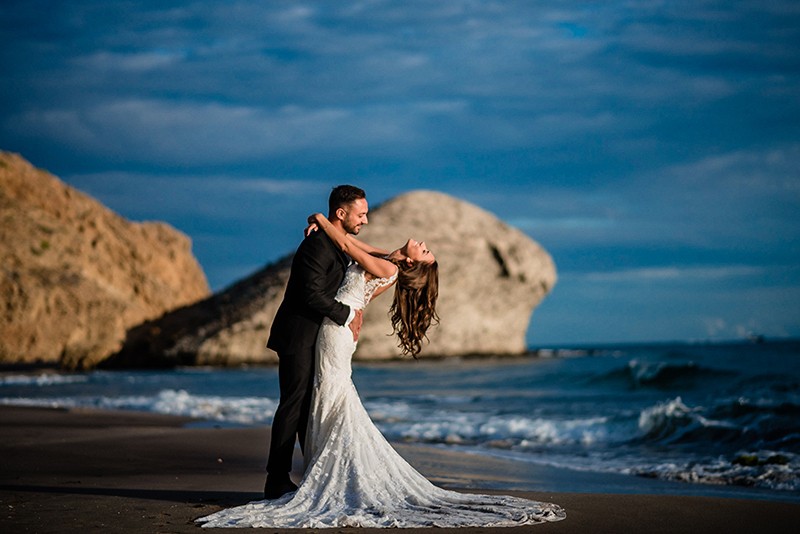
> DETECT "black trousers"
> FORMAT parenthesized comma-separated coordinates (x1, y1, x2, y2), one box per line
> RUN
(266, 345, 315, 477)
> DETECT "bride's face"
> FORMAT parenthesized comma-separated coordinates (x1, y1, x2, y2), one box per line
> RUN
(398, 238, 435, 264)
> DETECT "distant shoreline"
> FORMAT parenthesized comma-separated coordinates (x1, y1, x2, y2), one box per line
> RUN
(532, 336, 799, 350)
(3, 337, 797, 372)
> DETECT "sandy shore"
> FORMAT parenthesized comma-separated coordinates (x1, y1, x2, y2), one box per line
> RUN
(1, 405, 797, 533)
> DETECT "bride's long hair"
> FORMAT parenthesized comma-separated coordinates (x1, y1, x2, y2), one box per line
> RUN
(389, 259, 439, 358)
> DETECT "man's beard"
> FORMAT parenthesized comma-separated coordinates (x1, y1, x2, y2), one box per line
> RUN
(344, 222, 361, 235)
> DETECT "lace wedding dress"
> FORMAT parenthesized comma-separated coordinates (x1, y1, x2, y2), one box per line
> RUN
(197, 265, 565, 528)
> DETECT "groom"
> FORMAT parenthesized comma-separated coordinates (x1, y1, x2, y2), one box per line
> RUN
(264, 185, 368, 499)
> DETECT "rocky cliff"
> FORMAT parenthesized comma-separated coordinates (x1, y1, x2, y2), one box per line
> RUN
(0, 152, 210, 369)
(108, 190, 556, 367)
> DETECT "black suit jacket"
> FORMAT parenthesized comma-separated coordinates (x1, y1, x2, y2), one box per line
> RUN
(267, 230, 351, 355)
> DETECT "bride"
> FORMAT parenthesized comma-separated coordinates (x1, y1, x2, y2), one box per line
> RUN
(197, 214, 565, 528)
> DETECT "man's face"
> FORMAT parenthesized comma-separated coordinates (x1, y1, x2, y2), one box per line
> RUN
(340, 198, 369, 235)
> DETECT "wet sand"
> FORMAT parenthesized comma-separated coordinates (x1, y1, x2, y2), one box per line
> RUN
(1, 405, 797, 533)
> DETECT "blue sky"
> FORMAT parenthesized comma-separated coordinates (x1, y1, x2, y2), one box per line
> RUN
(2, 1, 799, 346)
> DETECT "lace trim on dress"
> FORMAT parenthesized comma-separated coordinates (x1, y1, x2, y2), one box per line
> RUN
(364, 267, 398, 304)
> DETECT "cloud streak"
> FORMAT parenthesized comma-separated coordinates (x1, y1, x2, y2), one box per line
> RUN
(578, 265, 766, 283)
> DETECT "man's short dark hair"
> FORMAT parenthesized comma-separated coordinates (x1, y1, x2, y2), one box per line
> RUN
(328, 185, 366, 214)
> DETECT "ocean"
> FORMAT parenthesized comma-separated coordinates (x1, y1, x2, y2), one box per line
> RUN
(2, 339, 799, 502)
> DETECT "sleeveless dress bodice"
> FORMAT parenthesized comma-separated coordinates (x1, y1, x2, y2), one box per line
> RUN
(334, 262, 395, 308)
(315, 264, 397, 382)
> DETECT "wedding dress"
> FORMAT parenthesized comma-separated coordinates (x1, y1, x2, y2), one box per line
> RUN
(197, 264, 565, 528)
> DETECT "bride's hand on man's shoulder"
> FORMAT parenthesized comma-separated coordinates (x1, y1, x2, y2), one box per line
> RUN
(304, 213, 326, 237)
(304, 213, 320, 237)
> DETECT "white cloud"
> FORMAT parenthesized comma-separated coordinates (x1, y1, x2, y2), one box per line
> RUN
(657, 145, 800, 193)
(702, 317, 728, 337)
(508, 216, 617, 233)
(63, 170, 328, 224)
(68, 171, 322, 195)
(73, 50, 186, 71)
(10, 98, 466, 164)
(578, 265, 765, 283)
(636, 145, 800, 239)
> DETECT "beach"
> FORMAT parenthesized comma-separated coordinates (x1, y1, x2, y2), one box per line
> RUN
(1, 405, 797, 533)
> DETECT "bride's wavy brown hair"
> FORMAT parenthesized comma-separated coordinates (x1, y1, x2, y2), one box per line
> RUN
(389, 259, 439, 358)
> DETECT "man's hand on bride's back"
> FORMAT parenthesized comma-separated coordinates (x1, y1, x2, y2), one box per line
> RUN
(349, 309, 363, 341)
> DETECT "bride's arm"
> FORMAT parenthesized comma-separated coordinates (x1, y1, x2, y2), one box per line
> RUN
(347, 236, 390, 257)
(304, 221, 389, 257)
(309, 213, 397, 279)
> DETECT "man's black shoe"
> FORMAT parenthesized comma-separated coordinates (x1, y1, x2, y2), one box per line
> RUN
(264, 477, 298, 500)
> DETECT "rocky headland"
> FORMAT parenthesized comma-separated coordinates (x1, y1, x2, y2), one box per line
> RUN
(108, 190, 556, 366)
(0, 152, 209, 369)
